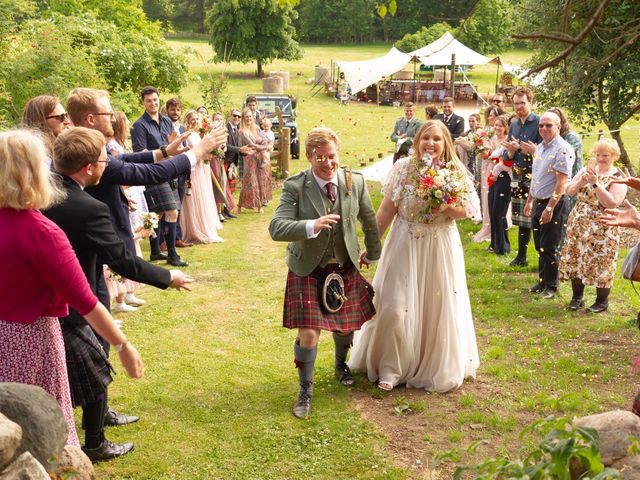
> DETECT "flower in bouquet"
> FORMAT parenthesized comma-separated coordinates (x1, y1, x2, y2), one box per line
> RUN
(141, 212, 159, 238)
(408, 154, 471, 223)
(198, 118, 210, 139)
(469, 129, 494, 160)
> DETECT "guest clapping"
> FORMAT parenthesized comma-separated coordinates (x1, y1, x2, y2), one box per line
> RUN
(560, 139, 627, 312)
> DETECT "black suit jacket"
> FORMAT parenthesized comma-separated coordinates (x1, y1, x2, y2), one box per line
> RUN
(43, 175, 172, 324)
(434, 113, 465, 139)
(86, 151, 191, 253)
(224, 121, 243, 166)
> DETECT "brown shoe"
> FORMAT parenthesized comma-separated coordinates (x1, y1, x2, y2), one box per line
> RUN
(159, 242, 167, 252)
(175, 239, 193, 248)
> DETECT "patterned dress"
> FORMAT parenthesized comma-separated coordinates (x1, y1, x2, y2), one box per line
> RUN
(559, 171, 622, 288)
(238, 130, 272, 209)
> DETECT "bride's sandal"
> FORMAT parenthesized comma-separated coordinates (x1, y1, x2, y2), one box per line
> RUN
(378, 381, 393, 392)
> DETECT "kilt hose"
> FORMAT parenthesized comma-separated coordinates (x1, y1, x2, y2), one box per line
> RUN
(283, 262, 375, 332)
(61, 321, 113, 408)
(144, 181, 180, 213)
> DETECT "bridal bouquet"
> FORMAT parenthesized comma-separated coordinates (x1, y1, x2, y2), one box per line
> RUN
(469, 129, 494, 159)
(141, 212, 159, 238)
(198, 118, 226, 164)
(408, 154, 472, 223)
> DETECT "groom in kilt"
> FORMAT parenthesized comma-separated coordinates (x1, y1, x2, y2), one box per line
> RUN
(269, 127, 381, 418)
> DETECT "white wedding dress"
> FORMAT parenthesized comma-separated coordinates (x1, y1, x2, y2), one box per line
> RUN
(349, 158, 480, 392)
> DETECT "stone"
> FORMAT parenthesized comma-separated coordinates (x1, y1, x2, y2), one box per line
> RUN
(0, 414, 22, 472)
(611, 456, 640, 480)
(0, 452, 49, 479)
(0, 383, 67, 471)
(573, 410, 640, 464)
(54, 445, 95, 480)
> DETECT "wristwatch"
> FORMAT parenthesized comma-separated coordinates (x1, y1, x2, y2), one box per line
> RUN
(113, 341, 128, 353)
(160, 145, 168, 158)
(545, 206, 554, 213)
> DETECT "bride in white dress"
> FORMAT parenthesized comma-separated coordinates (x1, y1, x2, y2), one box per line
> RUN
(349, 120, 480, 392)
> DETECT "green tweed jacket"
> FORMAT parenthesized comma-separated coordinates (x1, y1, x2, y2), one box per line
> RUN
(268, 167, 381, 277)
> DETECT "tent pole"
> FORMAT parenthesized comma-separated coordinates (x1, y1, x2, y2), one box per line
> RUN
(449, 54, 456, 98)
(495, 59, 500, 94)
(413, 57, 417, 103)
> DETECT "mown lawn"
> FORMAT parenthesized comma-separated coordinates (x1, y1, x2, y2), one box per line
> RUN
(92, 40, 640, 478)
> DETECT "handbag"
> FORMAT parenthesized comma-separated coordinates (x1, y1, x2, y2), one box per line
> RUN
(622, 243, 640, 282)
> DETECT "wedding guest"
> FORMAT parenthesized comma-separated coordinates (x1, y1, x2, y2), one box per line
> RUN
(434, 97, 465, 139)
(391, 102, 422, 152)
(21, 94, 72, 161)
(486, 115, 513, 254)
(210, 112, 233, 222)
(502, 87, 541, 267)
(238, 107, 271, 214)
(455, 113, 484, 179)
(180, 110, 224, 243)
(0, 129, 143, 448)
(269, 127, 381, 418)
(425, 105, 438, 120)
(523, 111, 574, 299)
(560, 139, 626, 312)
(548, 107, 584, 211)
(349, 120, 480, 392)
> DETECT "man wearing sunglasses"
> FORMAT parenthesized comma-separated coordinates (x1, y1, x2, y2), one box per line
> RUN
(491, 93, 507, 111)
(523, 111, 575, 299)
(225, 108, 254, 181)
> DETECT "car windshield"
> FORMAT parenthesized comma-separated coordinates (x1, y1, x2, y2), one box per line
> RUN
(256, 98, 292, 117)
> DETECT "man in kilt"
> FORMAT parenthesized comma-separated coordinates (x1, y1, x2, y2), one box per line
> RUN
(269, 127, 381, 418)
(502, 86, 542, 267)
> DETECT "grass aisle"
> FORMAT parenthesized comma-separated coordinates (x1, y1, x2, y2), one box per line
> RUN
(94, 182, 640, 478)
(93, 196, 405, 479)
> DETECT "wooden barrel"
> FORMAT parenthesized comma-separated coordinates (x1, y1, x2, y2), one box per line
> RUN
(272, 71, 290, 91)
(314, 66, 329, 83)
(262, 76, 283, 94)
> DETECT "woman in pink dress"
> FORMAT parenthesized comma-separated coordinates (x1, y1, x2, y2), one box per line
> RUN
(0, 129, 144, 446)
(179, 110, 224, 243)
(238, 107, 272, 213)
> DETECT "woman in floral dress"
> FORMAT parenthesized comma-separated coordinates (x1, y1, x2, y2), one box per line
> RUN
(559, 138, 627, 313)
(237, 107, 272, 213)
(349, 120, 480, 392)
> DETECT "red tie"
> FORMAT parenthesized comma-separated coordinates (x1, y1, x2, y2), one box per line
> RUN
(325, 183, 336, 203)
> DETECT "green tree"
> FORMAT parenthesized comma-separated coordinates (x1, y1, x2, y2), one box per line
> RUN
(206, 0, 302, 78)
(395, 22, 452, 53)
(517, 0, 640, 170)
(172, 0, 206, 33)
(142, 0, 175, 28)
(296, 0, 379, 43)
(456, 0, 514, 54)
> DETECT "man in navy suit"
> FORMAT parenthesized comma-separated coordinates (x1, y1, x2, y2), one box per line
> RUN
(434, 97, 465, 139)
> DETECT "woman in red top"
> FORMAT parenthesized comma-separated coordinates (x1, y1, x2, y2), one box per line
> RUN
(0, 129, 144, 446)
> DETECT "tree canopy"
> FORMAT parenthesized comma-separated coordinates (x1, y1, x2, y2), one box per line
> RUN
(206, 0, 303, 78)
(0, 0, 188, 125)
(517, 0, 640, 169)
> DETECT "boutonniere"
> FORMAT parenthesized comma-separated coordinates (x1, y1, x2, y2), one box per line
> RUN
(342, 166, 352, 196)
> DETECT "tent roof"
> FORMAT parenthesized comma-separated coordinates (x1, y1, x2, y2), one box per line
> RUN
(334, 32, 497, 93)
(410, 32, 494, 66)
(335, 47, 411, 94)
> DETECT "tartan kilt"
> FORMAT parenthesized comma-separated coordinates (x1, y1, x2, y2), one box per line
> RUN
(283, 263, 376, 332)
(510, 181, 532, 228)
(144, 181, 180, 212)
(61, 322, 113, 407)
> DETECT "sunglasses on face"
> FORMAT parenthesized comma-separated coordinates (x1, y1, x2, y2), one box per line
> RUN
(232, 114, 241, 118)
(47, 112, 69, 122)
(538, 123, 557, 129)
(492, 100, 502, 104)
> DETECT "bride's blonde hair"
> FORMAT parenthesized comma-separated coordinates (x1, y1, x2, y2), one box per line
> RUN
(411, 120, 467, 174)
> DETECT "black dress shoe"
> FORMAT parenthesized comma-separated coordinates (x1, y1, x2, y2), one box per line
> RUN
(566, 298, 584, 311)
(587, 302, 608, 313)
(82, 440, 134, 462)
(292, 382, 312, 419)
(335, 364, 355, 386)
(104, 408, 139, 427)
(510, 257, 528, 267)
(167, 255, 188, 267)
(149, 252, 168, 261)
(541, 288, 557, 299)
(223, 207, 237, 219)
(529, 282, 545, 294)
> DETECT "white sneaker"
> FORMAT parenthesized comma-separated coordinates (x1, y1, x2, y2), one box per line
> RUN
(124, 294, 146, 306)
(113, 303, 137, 313)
